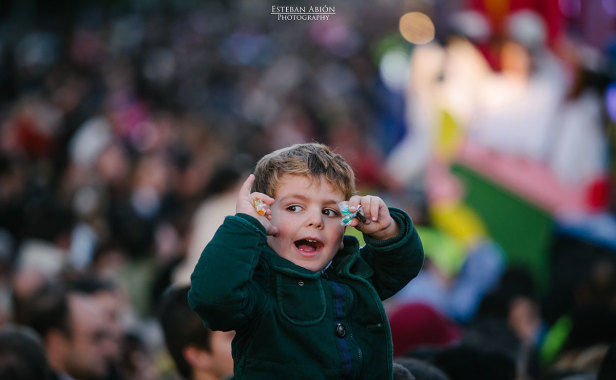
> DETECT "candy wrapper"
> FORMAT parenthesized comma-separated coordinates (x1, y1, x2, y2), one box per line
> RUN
(338, 202, 366, 226)
(253, 198, 267, 216)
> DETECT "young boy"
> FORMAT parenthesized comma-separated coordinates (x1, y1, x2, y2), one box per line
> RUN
(188, 143, 424, 379)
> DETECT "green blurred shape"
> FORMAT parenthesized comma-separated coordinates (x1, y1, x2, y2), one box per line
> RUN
(450, 163, 554, 292)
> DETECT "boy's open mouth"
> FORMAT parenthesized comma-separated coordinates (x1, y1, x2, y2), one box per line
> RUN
(294, 238, 323, 253)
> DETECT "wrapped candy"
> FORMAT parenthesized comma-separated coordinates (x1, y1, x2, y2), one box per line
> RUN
(253, 198, 267, 216)
(338, 202, 366, 226)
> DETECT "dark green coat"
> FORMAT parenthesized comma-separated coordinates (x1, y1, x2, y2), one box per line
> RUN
(188, 208, 424, 379)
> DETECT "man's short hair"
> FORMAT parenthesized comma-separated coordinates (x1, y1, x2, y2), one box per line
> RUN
(65, 275, 116, 295)
(157, 286, 212, 379)
(17, 283, 71, 339)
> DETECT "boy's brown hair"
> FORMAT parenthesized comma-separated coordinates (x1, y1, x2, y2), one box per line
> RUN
(252, 143, 356, 199)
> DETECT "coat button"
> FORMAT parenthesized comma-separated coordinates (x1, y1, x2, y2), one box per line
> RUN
(298, 280, 304, 286)
(335, 323, 346, 338)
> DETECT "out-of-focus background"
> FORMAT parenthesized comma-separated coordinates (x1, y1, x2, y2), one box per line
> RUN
(1, 0, 615, 379)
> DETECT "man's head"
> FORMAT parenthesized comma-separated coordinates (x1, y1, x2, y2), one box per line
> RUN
(61, 293, 111, 379)
(19, 283, 111, 380)
(253, 143, 356, 272)
(66, 276, 124, 364)
(158, 286, 234, 380)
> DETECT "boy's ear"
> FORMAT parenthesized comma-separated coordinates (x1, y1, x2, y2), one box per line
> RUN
(183, 345, 213, 371)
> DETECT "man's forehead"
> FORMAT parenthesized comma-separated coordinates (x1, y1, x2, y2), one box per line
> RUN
(69, 294, 105, 325)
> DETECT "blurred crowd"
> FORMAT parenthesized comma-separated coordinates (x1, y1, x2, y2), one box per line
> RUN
(1, 0, 616, 379)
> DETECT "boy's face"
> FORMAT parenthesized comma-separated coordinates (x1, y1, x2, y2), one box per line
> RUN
(267, 174, 346, 272)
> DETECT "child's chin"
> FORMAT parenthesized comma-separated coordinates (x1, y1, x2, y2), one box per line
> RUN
(295, 260, 326, 273)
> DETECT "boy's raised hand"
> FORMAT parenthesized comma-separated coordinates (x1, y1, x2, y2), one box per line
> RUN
(236, 174, 279, 236)
(345, 195, 399, 241)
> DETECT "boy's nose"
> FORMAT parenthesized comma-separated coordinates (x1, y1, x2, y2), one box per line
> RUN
(306, 211, 324, 229)
(308, 221, 323, 229)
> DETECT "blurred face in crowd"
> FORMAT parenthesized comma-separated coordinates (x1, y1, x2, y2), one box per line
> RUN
(92, 289, 124, 363)
(62, 294, 113, 380)
(208, 330, 235, 379)
(267, 174, 346, 272)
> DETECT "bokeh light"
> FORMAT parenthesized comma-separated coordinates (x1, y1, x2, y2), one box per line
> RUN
(399, 12, 435, 45)
(379, 49, 410, 93)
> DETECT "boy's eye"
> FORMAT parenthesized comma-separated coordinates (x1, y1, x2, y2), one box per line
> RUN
(287, 205, 302, 212)
(323, 208, 340, 217)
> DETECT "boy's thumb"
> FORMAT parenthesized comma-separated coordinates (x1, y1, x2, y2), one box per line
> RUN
(266, 225, 279, 236)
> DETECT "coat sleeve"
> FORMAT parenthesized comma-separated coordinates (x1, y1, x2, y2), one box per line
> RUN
(188, 213, 267, 331)
(361, 208, 425, 300)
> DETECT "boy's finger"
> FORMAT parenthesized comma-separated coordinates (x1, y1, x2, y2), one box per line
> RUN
(267, 225, 279, 236)
(370, 197, 380, 222)
(348, 195, 361, 211)
(239, 174, 255, 196)
(259, 193, 276, 204)
(360, 195, 372, 220)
